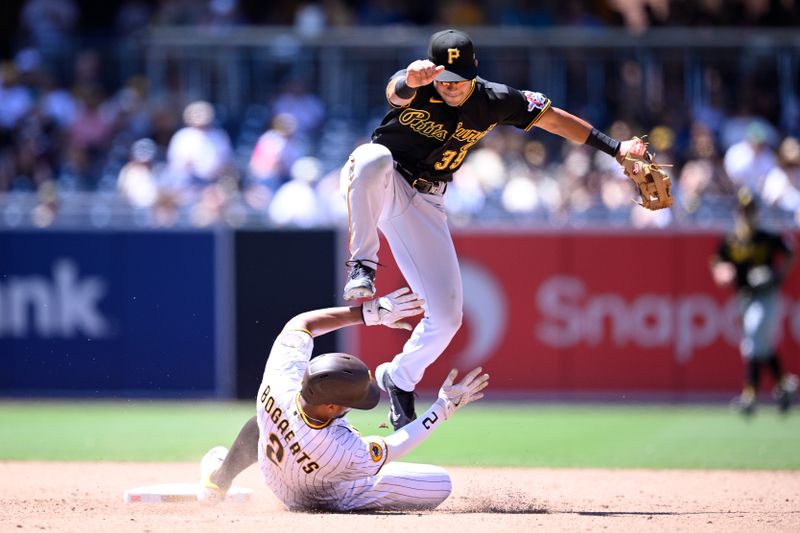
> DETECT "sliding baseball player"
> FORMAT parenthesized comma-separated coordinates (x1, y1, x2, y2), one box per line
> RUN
(198, 287, 488, 511)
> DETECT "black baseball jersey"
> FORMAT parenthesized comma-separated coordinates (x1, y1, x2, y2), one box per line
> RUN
(717, 229, 793, 292)
(371, 71, 551, 182)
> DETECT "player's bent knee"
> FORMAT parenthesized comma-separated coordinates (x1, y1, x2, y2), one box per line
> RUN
(425, 470, 453, 509)
(351, 143, 393, 179)
(419, 310, 463, 354)
(440, 472, 453, 497)
(437, 309, 463, 339)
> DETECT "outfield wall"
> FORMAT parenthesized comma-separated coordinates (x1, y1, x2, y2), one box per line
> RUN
(2, 228, 797, 398)
(0, 229, 338, 398)
(233, 230, 338, 399)
(0, 230, 219, 397)
(354, 230, 800, 397)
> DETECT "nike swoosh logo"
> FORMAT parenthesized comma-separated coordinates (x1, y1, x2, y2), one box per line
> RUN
(429, 97, 443, 103)
(388, 402, 403, 422)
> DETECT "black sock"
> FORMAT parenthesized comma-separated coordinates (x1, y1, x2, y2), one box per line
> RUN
(766, 353, 783, 381)
(746, 359, 761, 390)
(214, 415, 259, 491)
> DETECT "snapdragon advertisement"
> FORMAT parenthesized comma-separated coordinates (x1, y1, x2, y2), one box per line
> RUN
(355, 231, 800, 395)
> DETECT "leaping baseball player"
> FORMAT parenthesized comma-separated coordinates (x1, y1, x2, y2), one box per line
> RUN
(341, 28, 671, 430)
(198, 287, 489, 511)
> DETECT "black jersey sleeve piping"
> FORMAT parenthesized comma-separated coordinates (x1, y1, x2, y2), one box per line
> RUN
(523, 100, 552, 132)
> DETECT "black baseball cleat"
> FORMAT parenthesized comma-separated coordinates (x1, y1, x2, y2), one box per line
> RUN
(774, 374, 798, 414)
(730, 391, 756, 417)
(777, 388, 792, 413)
(343, 260, 376, 301)
(383, 371, 417, 430)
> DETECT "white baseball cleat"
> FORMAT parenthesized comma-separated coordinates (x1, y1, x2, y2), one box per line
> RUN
(198, 446, 229, 503)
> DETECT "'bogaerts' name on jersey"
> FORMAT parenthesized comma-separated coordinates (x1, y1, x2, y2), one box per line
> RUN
(259, 383, 320, 474)
(256, 329, 389, 505)
(372, 73, 551, 182)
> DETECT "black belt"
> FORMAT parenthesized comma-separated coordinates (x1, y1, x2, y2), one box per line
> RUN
(395, 164, 449, 195)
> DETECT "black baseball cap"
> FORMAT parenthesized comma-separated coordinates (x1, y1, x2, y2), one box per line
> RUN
(428, 29, 478, 82)
(300, 353, 380, 410)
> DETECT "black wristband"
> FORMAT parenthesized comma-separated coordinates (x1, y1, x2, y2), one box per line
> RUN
(394, 77, 417, 100)
(585, 128, 621, 157)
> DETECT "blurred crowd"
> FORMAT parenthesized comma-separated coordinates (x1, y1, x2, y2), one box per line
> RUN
(7, 0, 797, 37)
(1, 0, 799, 229)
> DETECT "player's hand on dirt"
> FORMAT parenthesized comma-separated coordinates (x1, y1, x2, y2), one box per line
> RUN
(362, 287, 425, 330)
(405, 60, 445, 88)
(437, 367, 489, 419)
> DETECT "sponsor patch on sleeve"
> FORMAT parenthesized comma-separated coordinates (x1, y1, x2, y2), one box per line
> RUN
(522, 91, 548, 112)
(369, 441, 384, 463)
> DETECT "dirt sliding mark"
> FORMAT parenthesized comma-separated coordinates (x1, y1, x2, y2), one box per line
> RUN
(1, 463, 798, 532)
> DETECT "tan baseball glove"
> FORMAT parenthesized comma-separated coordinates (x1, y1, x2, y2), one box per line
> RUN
(619, 137, 674, 210)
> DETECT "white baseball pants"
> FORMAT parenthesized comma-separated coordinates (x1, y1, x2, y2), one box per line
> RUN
(338, 462, 452, 511)
(340, 142, 463, 391)
(738, 289, 781, 361)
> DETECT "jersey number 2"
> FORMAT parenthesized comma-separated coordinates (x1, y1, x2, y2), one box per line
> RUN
(265, 432, 284, 467)
(422, 412, 439, 429)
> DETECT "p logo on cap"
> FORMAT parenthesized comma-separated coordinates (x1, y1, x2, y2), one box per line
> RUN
(447, 48, 460, 64)
(428, 29, 478, 82)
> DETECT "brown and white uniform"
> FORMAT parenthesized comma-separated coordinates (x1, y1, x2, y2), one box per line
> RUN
(256, 330, 452, 511)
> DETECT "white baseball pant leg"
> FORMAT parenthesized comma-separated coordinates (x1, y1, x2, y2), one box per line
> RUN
(340, 142, 406, 266)
(338, 462, 452, 511)
(341, 143, 463, 392)
(738, 289, 781, 361)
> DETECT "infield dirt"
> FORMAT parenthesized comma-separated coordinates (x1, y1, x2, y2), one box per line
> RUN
(1, 462, 798, 532)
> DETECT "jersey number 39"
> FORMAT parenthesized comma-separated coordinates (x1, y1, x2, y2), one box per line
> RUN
(434, 146, 470, 171)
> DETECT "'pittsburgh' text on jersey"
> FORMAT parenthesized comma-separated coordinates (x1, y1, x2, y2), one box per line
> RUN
(372, 72, 551, 182)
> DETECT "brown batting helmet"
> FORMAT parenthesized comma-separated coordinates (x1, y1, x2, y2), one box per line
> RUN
(300, 353, 381, 410)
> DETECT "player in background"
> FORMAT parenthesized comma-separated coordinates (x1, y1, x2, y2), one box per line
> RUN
(710, 188, 798, 415)
(341, 28, 656, 429)
(198, 287, 489, 511)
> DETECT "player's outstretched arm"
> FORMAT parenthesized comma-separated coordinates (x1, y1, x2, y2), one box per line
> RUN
(375, 367, 489, 461)
(536, 106, 673, 210)
(282, 288, 425, 337)
(534, 106, 649, 162)
(534, 106, 594, 145)
(362, 287, 425, 330)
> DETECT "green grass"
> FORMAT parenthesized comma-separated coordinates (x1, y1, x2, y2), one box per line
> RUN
(388, 403, 800, 470)
(1, 401, 798, 469)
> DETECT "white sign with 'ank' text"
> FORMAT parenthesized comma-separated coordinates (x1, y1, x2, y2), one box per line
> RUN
(0, 259, 109, 339)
